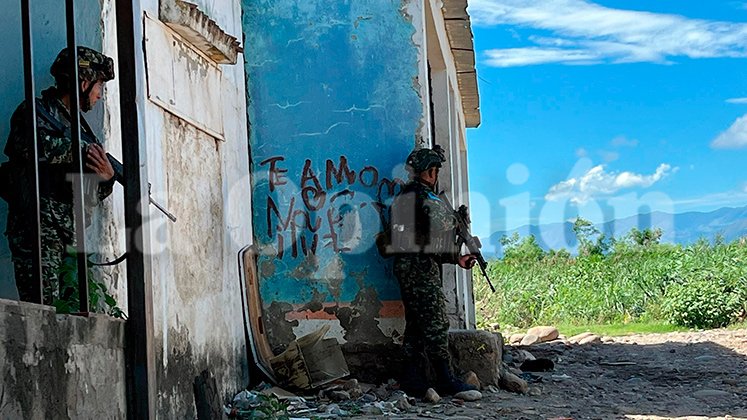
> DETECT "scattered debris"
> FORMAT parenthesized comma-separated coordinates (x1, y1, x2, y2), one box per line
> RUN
(269, 325, 350, 390)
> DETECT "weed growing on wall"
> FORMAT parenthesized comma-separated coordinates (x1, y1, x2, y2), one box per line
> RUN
(54, 250, 126, 318)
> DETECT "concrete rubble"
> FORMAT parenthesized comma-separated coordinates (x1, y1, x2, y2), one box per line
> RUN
(224, 377, 496, 419)
(225, 329, 509, 418)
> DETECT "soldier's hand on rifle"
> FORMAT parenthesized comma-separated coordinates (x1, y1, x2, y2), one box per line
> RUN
(86, 144, 115, 181)
(458, 254, 478, 269)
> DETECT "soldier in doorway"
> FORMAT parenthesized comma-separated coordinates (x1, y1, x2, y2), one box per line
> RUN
(2, 46, 116, 304)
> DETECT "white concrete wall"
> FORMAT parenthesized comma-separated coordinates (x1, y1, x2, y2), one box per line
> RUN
(423, 0, 476, 329)
(124, 0, 252, 416)
(0, 299, 126, 419)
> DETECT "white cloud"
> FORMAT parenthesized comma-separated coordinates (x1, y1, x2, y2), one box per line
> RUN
(575, 147, 588, 158)
(727, 97, 747, 104)
(711, 114, 747, 149)
(469, 0, 747, 67)
(545, 163, 676, 204)
(598, 150, 619, 162)
(610, 135, 639, 147)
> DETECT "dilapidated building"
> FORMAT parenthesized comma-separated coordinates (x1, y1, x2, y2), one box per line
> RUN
(0, 0, 480, 417)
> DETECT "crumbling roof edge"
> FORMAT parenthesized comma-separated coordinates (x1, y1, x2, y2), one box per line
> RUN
(160, 0, 243, 65)
(442, 0, 481, 128)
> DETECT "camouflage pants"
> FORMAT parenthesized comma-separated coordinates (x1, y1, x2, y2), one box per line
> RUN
(6, 200, 74, 304)
(393, 254, 450, 364)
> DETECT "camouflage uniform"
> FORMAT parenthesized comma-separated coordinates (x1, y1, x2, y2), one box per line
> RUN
(3, 47, 115, 304)
(390, 165, 460, 366)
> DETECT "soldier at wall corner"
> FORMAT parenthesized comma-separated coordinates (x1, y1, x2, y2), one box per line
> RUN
(388, 144, 479, 396)
(1, 46, 116, 304)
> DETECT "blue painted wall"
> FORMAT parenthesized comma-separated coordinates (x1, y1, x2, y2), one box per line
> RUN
(242, 0, 423, 344)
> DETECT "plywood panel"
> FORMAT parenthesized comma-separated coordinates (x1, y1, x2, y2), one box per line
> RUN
(144, 14, 224, 140)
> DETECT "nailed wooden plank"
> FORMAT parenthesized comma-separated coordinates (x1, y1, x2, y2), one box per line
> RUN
(442, 0, 469, 19)
(445, 20, 474, 50)
(453, 49, 476, 73)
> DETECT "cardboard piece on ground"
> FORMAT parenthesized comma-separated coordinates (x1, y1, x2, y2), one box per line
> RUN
(269, 325, 350, 390)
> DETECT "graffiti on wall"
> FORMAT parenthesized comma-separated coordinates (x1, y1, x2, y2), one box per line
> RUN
(242, 0, 423, 344)
(259, 155, 405, 259)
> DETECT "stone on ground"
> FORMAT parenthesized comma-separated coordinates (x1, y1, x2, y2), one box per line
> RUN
(693, 389, 731, 399)
(578, 335, 601, 345)
(499, 363, 529, 394)
(526, 326, 559, 343)
(568, 332, 595, 344)
(515, 349, 536, 363)
(454, 390, 483, 401)
(424, 387, 441, 403)
(509, 333, 525, 344)
(520, 334, 540, 346)
(463, 371, 481, 389)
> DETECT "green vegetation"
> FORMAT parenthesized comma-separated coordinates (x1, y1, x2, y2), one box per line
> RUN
(475, 219, 747, 332)
(54, 251, 126, 318)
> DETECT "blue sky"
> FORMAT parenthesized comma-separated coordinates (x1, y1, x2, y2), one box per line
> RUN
(465, 0, 747, 235)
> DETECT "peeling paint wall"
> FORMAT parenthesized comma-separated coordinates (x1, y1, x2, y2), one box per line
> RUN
(242, 0, 429, 349)
(138, 0, 253, 417)
(0, 299, 126, 419)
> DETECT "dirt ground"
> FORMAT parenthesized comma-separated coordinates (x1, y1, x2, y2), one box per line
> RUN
(356, 328, 747, 420)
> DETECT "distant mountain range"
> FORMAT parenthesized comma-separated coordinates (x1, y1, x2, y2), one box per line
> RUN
(482, 206, 747, 257)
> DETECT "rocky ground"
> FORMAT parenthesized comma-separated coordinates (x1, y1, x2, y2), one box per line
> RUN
(228, 328, 747, 419)
(448, 328, 747, 420)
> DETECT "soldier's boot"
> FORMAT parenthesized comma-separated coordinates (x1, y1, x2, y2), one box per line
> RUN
(398, 361, 429, 397)
(433, 359, 477, 395)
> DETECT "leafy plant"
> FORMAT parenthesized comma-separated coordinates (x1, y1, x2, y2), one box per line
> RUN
(661, 277, 744, 329)
(572, 217, 610, 256)
(53, 251, 126, 319)
(232, 394, 290, 420)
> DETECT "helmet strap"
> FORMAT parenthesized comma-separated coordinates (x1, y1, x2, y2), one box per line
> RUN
(79, 80, 95, 112)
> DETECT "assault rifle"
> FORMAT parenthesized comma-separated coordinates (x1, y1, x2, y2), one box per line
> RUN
(454, 204, 495, 293)
(438, 190, 495, 293)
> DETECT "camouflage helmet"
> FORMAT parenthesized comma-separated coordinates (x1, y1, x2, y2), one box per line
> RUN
(50, 46, 115, 84)
(406, 145, 446, 174)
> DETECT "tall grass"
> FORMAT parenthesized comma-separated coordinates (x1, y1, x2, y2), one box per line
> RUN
(474, 238, 747, 330)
